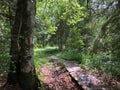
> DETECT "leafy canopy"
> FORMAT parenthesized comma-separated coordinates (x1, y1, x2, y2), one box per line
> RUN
(36, 0, 86, 34)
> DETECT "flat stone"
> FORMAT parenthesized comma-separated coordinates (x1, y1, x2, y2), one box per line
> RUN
(66, 66, 81, 72)
(63, 61, 109, 90)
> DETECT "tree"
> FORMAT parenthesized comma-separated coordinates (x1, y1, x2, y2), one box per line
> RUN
(6, 0, 40, 90)
(0, 0, 16, 78)
(35, 0, 86, 50)
(80, 0, 120, 75)
(66, 27, 84, 51)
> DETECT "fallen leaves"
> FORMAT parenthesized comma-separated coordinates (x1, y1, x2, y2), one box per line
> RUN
(39, 62, 81, 90)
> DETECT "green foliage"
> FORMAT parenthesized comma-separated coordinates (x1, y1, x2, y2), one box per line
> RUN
(49, 0, 86, 25)
(66, 27, 84, 50)
(78, 0, 120, 77)
(35, 0, 120, 77)
(82, 52, 120, 76)
(0, 0, 120, 81)
(0, 6, 11, 75)
(35, 0, 86, 46)
(34, 46, 59, 67)
(0, 52, 10, 74)
(58, 49, 82, 63)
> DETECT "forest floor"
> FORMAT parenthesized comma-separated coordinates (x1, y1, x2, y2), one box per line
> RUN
(0, 55, 120, 90)
(37, 56, 120, 90)
(38, 62, 81, 90)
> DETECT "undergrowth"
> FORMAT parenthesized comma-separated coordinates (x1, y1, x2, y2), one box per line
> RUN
(82, 53, 120, 76)
(34, 46, 120, 77)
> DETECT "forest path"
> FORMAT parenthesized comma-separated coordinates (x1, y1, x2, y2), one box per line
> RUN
(0, 55, 120, 90)
(38, 55, 120, 90)
(38, 60, 82, 90)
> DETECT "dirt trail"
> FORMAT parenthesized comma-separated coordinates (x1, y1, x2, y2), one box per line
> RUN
(39, 61, 82, 90)
(1, 55, 120, 90)
(39, 56, 120, 90)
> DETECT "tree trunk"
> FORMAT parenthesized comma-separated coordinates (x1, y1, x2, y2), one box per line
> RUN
(57, 31, 63, 50)
(57, 20, 64, 50)
(7, 0, 40, 89)
(7, 0, 21, 84)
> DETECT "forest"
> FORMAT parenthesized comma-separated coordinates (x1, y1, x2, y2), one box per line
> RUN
(0, 0, 120, 90)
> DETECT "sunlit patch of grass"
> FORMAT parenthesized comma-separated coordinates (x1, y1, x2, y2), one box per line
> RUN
(34, 49, 49, 68)
(34, 46, 59, 68)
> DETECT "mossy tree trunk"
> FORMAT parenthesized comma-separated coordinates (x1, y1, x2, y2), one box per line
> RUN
(18, 0, 39, 89)
(7, 0, 40, 89)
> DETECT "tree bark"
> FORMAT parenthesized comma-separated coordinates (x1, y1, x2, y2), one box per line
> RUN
(7, 0, 22, 84)
(7, 0, 40, 89)
(18, 0, 39, 89)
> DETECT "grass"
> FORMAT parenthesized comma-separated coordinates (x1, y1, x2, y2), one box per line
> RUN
(34, 46, 59, 67)
(34, 46, 84, 68)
